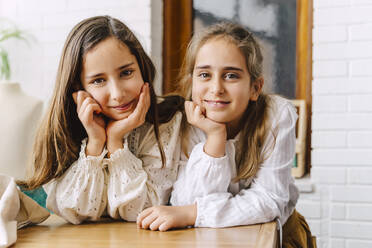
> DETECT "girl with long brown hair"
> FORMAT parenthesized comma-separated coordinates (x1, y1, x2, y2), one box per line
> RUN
(137, 22, 315, 247)
(19, 15, 184, 224)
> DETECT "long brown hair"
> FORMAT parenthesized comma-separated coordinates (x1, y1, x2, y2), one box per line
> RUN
(20, 16, 171, 189)
(176, 22, 272, 181)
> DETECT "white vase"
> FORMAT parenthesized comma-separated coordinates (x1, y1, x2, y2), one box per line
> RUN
(0, 81, 43, 180)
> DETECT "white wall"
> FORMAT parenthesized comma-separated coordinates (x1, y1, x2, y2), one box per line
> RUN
(0, 0, 162, 101)
(296, 0, 372, 247)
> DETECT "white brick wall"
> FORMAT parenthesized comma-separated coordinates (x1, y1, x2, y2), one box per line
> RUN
(0, 0, 157, 101)
(297, 0, 372, 247)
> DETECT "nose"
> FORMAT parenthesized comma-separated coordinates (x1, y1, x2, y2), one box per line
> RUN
(210, 77, 225, 95)
(109, 79, 125, 102)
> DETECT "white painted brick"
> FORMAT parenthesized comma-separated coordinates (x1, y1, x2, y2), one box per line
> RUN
(313, 60, 348, 77)
(347, 240, 372, 248)
(349, 94, 372, 112)
(316, 237, 328, 248)
(350, 24, 372, 41)
(39, 28, 70, 44)
(332, 221, 372, 239)
(312, 149, 372, 165)
(348, 204, 372, 221)
(17, 0, 67, 15)
(351, 0, 372, 6)
(296, 201, 322, 218)
(42, 11, 97, 29)
(349, 168, 372, 183)
(307, 220, 321, 236)
(312, 131, 347, 148)
(314, 42, 372, 60)
(315, 6, 372, 25)
(0, 0, 17, 17)
(298, 189, 322, 201)
(66, 0, 148, 11)
(348, 132, 372, 147)
(95, 7, 151, 23)
(350, 6, 372, 23)
(313, 95, 347, 112)
(9, 15, 43, 31)
(312, 168, 347, 184)
(313, 26, 348, 43)
(331, 186, 372, 202)
(314, 0, 350, 8)
(321, 201, 331, 219)
(312, 113, 372, 130)
(331, 203, 346, 220)
(43, 43, 64, 59)
(314, 7, 350, 25)
(321, 220, 330, 236)
(313, 78, 372, 95)
(351, 60, 372, 76)
(331, 239, 345, 248)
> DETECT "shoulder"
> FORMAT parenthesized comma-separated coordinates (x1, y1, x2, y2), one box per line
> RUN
(266, 95, 298, 129)
(159, 111, 183, 134)
(139, 111, 183, 144)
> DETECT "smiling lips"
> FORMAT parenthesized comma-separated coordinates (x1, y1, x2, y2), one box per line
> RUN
(112, 100, 135, 111)
(204, 99, 230, 108)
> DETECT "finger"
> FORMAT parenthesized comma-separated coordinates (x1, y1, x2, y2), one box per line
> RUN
(79, 97, 95, 114)
(136, 83, 149, 121)
(149, 217, 164, 231)
(137, 208, 153, 228)
(80, 98, 101, 121)
(72, 92, 78, 104)
(158, 220, 173, 232)
(131, 86, 147, 119)
(81, 104, 102, 125)
(184, 101, 194, 119)
(144, 83, 151, 111)
(76, 91, 89, 113)
(142, 213, 159, 230)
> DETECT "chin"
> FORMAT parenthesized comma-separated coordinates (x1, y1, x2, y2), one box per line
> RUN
(108, 112, 132, 121)
(205, 112, 230, 123)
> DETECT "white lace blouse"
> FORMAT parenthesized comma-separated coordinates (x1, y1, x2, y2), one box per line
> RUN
(170, 95, 299, 228)
(44, 112, 182, 224)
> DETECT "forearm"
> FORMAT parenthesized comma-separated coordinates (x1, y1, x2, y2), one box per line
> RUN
(171, 142, 232, 206)
(107, 143, 148, 220)
(106, 137, 124, 156)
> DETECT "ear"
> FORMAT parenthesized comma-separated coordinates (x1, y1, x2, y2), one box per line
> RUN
(249, 77, 264, 101)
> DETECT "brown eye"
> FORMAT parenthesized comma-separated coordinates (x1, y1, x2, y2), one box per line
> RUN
(120, 69, 133, 77)
(92, 78, 105, 85)
(224, 73, 239, 80)
(198, 72, 209, 79)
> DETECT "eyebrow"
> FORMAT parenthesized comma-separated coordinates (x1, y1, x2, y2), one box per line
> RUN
(85, 62, 135, 79)
(194, 65, 244, 72)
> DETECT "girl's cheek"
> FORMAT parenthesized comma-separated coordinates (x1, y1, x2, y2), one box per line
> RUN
(191, 86, 203, 105)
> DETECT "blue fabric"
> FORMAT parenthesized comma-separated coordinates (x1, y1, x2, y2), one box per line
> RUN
(20, 187, 48, 209)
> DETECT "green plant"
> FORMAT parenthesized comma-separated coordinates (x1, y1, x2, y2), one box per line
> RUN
(0, 21, 29, 81)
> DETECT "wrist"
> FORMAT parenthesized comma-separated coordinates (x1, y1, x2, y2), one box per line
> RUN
(86, 139, 105, 156)
(185, 204, 197, 226)
(106, 137, 124, 156)
(204, 133, 227, 158)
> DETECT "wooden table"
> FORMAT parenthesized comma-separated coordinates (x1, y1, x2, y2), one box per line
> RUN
(14, 215, 278, 248)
